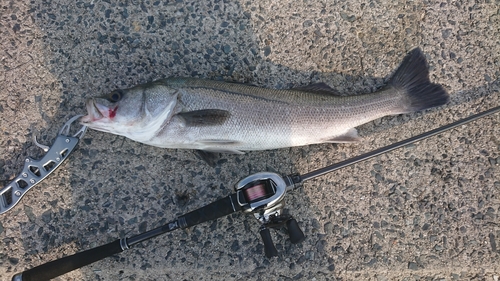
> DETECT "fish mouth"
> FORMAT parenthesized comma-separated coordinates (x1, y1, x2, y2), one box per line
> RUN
(81, 98, 105, 124)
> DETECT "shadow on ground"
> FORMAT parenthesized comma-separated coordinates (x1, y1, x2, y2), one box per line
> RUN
(1, 0, 498, 280)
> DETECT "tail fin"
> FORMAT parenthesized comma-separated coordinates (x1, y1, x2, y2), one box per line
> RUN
(389, 48, 449, 113)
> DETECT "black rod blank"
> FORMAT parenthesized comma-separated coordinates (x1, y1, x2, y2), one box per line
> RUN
(300, 105, 500, 182)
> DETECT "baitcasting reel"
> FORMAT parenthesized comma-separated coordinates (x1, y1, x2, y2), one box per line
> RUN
(235, 172, 305, 258)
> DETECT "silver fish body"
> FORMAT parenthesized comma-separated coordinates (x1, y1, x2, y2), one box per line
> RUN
(81, 48, 449, 154)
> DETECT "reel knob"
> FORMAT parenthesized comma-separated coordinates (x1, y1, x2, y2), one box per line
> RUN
(286, 218, 305, 244)
(259, 225, 278, 258)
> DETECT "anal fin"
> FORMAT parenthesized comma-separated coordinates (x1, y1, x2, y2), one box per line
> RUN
(324, 128, 360, 143)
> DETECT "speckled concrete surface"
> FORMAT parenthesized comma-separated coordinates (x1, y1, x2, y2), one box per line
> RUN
(1, 0, 499, 280)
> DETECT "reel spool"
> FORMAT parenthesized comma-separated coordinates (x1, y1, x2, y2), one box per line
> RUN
(235, 172, 305, 258)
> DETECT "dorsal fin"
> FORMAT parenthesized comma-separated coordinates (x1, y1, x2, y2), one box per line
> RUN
(292, 82, 341, 96)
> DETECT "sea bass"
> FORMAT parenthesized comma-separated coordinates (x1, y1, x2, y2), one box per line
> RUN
(81, 48, 449, 157)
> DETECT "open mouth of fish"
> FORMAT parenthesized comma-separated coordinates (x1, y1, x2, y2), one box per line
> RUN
(81, 99, 105, 123)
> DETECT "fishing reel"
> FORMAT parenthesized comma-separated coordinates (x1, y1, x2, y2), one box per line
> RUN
(234, 172, 305, 258)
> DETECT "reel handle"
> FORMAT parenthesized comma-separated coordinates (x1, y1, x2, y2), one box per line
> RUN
(259, 225, 278, 258)
(286, 218, 305, 244)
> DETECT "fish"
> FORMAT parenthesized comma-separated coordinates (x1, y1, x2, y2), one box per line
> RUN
(81, 48, 449, 163)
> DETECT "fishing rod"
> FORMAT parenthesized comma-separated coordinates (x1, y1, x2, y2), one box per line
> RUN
(11, 105, 500, 281)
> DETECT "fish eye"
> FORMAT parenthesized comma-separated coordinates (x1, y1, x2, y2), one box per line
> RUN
(107, 90, 123, 102)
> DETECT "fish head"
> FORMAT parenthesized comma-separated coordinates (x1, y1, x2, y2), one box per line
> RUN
(81, 83, 178, 137)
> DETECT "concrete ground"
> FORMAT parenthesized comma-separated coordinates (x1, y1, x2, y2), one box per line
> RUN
(1, 0, 499, 280)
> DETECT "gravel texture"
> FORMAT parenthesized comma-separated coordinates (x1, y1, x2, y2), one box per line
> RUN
(1, 0, 499, 280)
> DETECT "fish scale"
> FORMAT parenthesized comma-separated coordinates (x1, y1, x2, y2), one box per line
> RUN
(81, 48, 449, 157)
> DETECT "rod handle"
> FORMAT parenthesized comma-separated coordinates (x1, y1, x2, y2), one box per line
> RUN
(179, 194, 240, 228)
(12, 239, 124, 281)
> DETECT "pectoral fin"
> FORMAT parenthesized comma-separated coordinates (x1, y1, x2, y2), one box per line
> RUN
(177, 109, 230, 127)
(324, 128, 361, 143)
